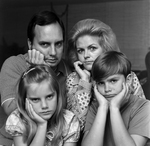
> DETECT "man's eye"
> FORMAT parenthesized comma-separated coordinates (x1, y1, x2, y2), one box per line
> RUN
(40, 43, 49, 48)
(55, 42, 63, 48)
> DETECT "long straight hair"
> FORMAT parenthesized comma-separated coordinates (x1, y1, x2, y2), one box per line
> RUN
(17, 64, 65, 145)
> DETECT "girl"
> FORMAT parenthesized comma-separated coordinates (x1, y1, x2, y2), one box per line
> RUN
(5, 65, 80, 146)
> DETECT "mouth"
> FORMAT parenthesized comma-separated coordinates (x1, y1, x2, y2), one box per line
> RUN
(41, 111, 53, 115)
(84, 61, 93, 65)
(104, 95, 115, 98)
(45, 58, 58, 64)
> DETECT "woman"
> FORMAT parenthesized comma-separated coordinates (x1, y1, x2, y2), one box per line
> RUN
(66, 19, 145, 131)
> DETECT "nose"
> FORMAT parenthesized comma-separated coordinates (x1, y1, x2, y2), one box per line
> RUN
(84, 50, 90, 59)
(104, 83, 111, 93)
(49, 45, 56, 56)
(41, 99, 48, 109)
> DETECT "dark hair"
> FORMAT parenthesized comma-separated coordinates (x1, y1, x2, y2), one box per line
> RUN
(92, 51, 131, 82)
(67, 19, 120, 69)
(27, 10, 65, 43)
(17, 64, 65, 145)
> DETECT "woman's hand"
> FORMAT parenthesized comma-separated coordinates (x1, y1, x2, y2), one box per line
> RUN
(94, 85, 109, 109)
(74, 61, 90, 82)
(26, 99, 47, 126)
(110, 83, 129, 109)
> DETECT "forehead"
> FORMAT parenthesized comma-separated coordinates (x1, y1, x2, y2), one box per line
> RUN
(34, 23, 63, 41)
(27, 80, 54, 97)
(76, 35, 101, 48)
(102, 74, 125, 81)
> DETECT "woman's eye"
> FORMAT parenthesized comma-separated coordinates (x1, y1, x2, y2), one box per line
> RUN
(97, 82, 104, 86)
(77, 49, 83, 54)
(89, 46, 96, 51)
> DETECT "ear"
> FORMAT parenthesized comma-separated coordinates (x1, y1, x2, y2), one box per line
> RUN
(126, 73, 132, 85)
(27, 38, 32, 50)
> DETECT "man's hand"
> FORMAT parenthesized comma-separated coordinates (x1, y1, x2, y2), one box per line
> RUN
(27, 49, 45, 65)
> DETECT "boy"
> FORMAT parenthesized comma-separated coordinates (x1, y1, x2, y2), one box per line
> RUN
(82, 51, 150, 146)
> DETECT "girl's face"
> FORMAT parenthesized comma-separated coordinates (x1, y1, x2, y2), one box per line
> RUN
(76, 35, 103, 71)
(97, 74, 126, 101)
(27, 80, 57, 121)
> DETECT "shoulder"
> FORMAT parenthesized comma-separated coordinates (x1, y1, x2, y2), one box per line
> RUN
(63, 109, 80, 128)
(1, 54, 28, 72)
(5, 109, 25, 136)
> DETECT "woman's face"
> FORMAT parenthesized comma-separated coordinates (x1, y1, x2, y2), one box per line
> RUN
(76, 35, 103, 71)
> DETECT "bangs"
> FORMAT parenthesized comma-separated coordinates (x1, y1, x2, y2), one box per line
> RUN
(92, 51, 131, 82)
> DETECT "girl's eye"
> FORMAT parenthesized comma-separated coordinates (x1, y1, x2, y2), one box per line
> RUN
(31, 98, 40, 103)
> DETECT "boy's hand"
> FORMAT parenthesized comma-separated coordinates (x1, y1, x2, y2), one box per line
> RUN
(27, 49, 45, 65)
(110, 83, 128, 109)
(94, 85, 109, 108)
(74, 61, 90, 82)
(26, 99, 47, 126)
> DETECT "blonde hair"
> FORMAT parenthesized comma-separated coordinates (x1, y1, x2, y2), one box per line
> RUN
(17, 64, 65, 145)
(67, 19, 120, 68)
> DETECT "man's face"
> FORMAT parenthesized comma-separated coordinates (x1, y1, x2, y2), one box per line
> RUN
(29, 23, 64, 67)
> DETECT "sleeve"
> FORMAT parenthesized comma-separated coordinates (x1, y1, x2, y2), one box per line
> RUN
(128, 101, 150, 138)
(63, 110, 80, 143)
(66, 72, 92, 130)
(5, 110, 25, 136)
(129, 72, 145, 99)
(83, 100, 98, 133)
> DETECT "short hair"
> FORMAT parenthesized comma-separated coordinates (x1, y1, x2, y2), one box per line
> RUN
(67, 19, 120, 67)
(92, 51, 131, 82)
(145, 51, 150, 71)
(27, 10, 65, 43)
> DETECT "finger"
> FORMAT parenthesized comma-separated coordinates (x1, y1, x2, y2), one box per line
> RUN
(30, 49, 36, 63)
(34, 51, 41, 64)
(28, 50, 32, 62)
(39, 53, 45, 64)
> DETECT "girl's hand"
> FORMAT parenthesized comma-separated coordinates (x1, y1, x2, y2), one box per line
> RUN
(74, 61, 90, 82)
(27, 49, 45, 65)
(26, 99, 47, 126)
(110, 83, 128, 109)
(94, 85, 109, 109)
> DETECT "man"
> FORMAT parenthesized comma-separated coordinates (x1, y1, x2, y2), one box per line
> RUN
(0, 10, 71, 145)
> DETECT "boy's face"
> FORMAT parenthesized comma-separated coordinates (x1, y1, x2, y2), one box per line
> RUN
(97, 74, 126, 101)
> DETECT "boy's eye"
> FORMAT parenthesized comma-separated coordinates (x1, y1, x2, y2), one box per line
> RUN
(110, 79, 117, 84)
(97, 82, 104, 86)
